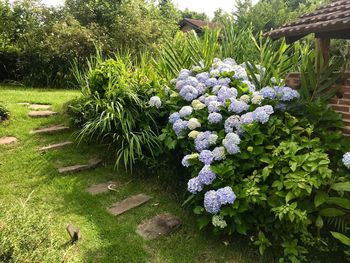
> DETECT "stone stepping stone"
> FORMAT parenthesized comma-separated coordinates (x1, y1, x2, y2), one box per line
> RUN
(32, 125, 69, 134)
(18, 102, 30, 106)
(86, 181, 119, 195)
(107, 194, 151, 216)
(0, 137, 17, 145)
(39, 141, 73, 152)
(29, 104, 52, 110)
(58, 159, 102, 174)
(28, 110, 57, 118)
(136, 213, 181, 240)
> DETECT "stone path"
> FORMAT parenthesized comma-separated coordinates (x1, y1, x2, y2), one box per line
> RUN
(29, 104, 52, 110)
(58, 159, 102, 174)
(39, 141, 73, 152)
(28, 110, 57, 118)
(8, 101, 181, 243)
(32, 125, 69, 134)
(86, 181, 119, 195)
(107, 194, 151, 216)
(0, 137, 17, 145)
(136, 213, 181, 240)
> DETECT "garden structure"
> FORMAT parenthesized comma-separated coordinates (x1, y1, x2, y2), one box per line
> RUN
(264, 0, 350, 133)
(179, 18, 221, 35)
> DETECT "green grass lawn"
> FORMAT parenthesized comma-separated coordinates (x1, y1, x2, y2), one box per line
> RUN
(0, 86, 265, 263)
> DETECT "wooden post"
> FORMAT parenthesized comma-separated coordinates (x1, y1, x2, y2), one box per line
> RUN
(316, 38, 330, 71)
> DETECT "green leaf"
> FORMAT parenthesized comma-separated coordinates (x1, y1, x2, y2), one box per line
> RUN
(319, 208, 346, 217)
(331, 182, 350, 192)
(197, 216, 210, 230)
(314, 191, 328, 207)
(286, 191, 295, 203)
(316, 215, 323, 228)
(193, 206, 204, 215)
(331, 232, 350, 246)
(326, 197, 350, 209)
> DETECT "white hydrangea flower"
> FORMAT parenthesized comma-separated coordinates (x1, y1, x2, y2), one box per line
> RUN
(188, 130, 200, 139)
(187, 118, 201, 130)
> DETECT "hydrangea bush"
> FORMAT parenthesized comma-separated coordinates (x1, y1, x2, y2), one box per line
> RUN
(153, 58, 346, 261)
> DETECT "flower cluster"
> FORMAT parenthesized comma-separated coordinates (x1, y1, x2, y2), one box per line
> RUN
(204, 187, 236, 214)
(166, 58, 299, 215)
(343, 152, 350, 168)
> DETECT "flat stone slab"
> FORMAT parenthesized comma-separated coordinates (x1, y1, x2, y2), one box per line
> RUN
(39, 141, 73, 152)
(28, 110, 57, 118)
(86, 181, 119, 195)
(0, 137, 17, 145)
(32, 125, 69, 134)
(136, 213, 181, 240)
(29, 104, 52, 110)
(58, 159, 102, 174)
(107, 194, 151, 216)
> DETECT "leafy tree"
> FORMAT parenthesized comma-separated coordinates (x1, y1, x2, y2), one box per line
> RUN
(180, 8, 208, 21)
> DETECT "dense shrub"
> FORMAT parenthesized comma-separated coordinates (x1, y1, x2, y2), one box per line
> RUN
(0, 104, 9, 122)
(70, 52, 164, 169)
(153, 58, 350, 261)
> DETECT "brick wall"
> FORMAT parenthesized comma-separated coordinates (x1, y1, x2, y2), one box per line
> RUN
(286, 72, 350, 135)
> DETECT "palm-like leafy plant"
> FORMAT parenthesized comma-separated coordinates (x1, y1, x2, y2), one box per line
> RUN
(71, 51, 162, 170)
(156, 28, 221, 80)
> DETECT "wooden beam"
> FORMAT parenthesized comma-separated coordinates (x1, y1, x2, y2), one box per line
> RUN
(316, 38, 330, 71)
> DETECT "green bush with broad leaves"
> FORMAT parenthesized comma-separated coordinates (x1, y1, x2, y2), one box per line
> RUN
(0, 104, 9, 123)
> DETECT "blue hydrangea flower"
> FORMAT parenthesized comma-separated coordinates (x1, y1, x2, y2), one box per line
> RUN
(195, 131, 211, 152)
(232, 65, 248, 80)
(343, 152, 350, 168)
(173, 119, 188, 136)
(205, 78, 218, 88)
(262, 105, 274, 115)
(260, 86, 276, 99)
(252, 107, 269, 124)
(169, 112, 180, 124)
(217, 87, 237, 102)
(208, 112, 223, 124)
(179, 106, 193, 117)
(216, 187, 236, 205)
(199, 150, 214, 165)
(185, 76, 199, 87)
(205, 95, 218, 106)
(175, 80, 186, 91)
(198, 165, 216, 185)
(223, 58, 236, 65)
(149, 96, 161, 108)
(188, 177, 203, 194)
(204, 190, 220, 214)
(228, 99, 249, 114)
(212, 146, 226, 161)
(196, 72, 209, 83)
(218, 78, 231, 87)
(278, 86, 299, 101)
(196, 83, 207, 95)
(224, 115, 241, 133)
(178, 69, 191, 80)
(240, 112, 254, 125)
(223, 133, 241, 155)
(208, 101, 222, 113)
(179, 85, 199, 101)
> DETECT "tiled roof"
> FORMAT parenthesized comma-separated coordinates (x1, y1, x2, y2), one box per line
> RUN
(264, 0, 350, 41)
(179, 18, 220, 31)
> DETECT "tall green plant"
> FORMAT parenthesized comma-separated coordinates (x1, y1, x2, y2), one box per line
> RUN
(156, 28, 221, 80)
(298, 44, 342, 103)
(71, 51, 163, 170)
